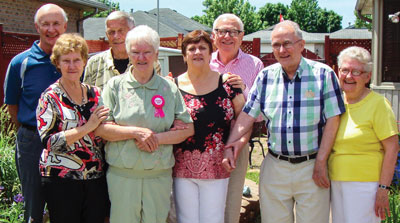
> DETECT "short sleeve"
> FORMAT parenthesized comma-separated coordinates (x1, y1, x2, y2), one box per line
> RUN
(243, 70, 264, 119)
(173, 85, 192, 124)
(83, 57, 95, 86)
(4, 59, 22, 105)
(373, 97, 399, 140)
(323, 70, 345, 119)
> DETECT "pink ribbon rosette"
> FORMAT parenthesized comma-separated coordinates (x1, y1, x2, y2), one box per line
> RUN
(151, 95, 165, 118)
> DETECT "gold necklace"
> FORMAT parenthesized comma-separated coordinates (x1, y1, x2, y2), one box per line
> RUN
(59, 81, 86, 105)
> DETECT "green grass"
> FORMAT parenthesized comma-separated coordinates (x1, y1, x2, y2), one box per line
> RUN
(245, 170, 260, 185)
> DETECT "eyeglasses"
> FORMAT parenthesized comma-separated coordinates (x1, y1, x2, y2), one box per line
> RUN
(339, 68, 366, 76)
(271, 39, 302, 50)
(214, 29, 243, 37)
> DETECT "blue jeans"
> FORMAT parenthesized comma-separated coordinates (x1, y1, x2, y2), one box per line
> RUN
(15, 126, 45, 223)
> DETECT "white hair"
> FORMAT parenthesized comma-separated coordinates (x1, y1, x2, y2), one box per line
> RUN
(337, 46, 372, 72)
(273, 20, 303, 40)
(34, 4, 68, 24)
(106, 11, 135, 29)
(125, 25, 160, 53)
(213, 13, 244, 31)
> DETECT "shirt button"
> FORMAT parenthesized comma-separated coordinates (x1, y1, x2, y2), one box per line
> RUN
(288, 111, 291, 114)
(288, 141, 291, 144)
(288, 126, 291, 129)
(289, 96, 292, 99)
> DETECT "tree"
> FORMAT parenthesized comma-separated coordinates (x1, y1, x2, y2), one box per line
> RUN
(258, 0, 342, 33)
(258, 3, 288, 28)
(192, 0, 263, 34)
(354, 11, 372, 30)
(83, 0, 120, 18)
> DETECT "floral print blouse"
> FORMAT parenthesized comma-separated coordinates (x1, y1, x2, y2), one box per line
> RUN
(173, 75, 242, 179)
(36, 81, 105, 180)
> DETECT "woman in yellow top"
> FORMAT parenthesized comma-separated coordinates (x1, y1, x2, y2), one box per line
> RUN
(329, 46, 399, 223)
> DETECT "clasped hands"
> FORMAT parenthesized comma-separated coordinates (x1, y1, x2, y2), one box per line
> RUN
(134, 119, 189, 153)
(222, 140, 243, 172)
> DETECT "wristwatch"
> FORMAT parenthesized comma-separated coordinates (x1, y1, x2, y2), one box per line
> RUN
(378, 184, 390, 190)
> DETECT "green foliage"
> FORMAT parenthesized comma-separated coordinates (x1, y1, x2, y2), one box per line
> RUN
(383, 186, 400, 223)
(191, 0, 263, 34)
(286, 0, 342, 33)
(0, 105, 24, 222)
(354, 11, 372, 30)
(258, 3, 288, 28)
(83, 0, 120, 18)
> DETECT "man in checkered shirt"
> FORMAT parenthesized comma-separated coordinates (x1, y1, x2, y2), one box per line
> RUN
(222, 20, 345, 223)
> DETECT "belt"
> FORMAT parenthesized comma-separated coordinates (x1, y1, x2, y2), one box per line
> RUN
(21, 124, 37, 131)
(268, 149, 317, 164)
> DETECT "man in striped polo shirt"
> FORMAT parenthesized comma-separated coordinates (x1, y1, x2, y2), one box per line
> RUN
(210, 13, 264, 223)
(222, 20, 345, 223)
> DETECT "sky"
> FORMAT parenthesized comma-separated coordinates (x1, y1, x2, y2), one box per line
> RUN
(117, 0, 357, 30)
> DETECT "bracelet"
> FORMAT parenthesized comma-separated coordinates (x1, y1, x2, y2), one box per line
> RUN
(378, 184, 391, 190)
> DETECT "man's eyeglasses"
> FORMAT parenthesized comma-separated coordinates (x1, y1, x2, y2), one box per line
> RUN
(214, 29, 243, 37)
(339, 68, 366, 76)
(271, 39, 302, 50)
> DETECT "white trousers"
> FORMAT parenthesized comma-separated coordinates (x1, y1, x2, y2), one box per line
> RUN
(174, 177, 229, 223)
(331, 181, 380, 223)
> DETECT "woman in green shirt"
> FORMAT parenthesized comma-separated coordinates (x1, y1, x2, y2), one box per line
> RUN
(95, 25, 194, 223)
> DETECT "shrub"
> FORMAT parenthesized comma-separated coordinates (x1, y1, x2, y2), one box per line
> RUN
(0, 104, 24, 222)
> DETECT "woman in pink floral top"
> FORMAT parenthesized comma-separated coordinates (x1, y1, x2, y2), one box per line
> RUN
(173, 30, 245, 223)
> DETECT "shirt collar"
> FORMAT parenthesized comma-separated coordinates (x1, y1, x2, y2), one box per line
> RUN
(126, 68, 159, 90)
(105, 49, 115, 70)
(281, 56, 305, 80)
(211, 49, 244, 67)
(105, 49, 132, 73)
(30, 40, 49, 60)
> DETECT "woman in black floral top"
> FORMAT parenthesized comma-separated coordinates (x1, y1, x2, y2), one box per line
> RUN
(173, 30, 245, 223)
(36, 34, 109, 223)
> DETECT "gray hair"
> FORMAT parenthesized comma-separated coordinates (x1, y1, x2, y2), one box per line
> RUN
(125, 25, 160, 53)
(213, 13, 244, 31)
(337, 46, 372, 73)
(272, 20, 303, 40)
(34, 4, 68, 24)
(106, 11, 135, 29)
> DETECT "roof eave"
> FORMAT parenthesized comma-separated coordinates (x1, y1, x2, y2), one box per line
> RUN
(39, 0, 109, 11)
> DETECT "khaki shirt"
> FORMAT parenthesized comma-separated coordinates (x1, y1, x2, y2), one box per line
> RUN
(84, 49, 162, 90)
(101, 69, 192, 171)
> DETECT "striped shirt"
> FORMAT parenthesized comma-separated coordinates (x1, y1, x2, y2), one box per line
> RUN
(244, 57, 345, 156)
(210, 49, 264, 99)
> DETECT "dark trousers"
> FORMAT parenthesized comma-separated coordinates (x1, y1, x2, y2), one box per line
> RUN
(42, 176, 108, 223)
(15, 126, 45, 223)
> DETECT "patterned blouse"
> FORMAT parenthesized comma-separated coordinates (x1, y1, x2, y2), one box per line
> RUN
(36, 81, 105, 180)
(173, 75, 242, 179)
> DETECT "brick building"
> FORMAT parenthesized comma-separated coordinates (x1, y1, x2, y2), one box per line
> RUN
(0, 0, 108, 35)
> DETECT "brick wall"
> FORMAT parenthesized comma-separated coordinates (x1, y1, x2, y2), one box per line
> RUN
(0, 0, 83, 34)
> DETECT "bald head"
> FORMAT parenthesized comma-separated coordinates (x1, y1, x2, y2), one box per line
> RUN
(271, 20, 302, 40)
(34, 4, 68, 54)
(34, 4, 68, 24)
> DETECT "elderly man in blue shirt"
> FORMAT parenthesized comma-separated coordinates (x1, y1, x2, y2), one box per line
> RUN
(222, 20, 345, 223)
(3, 4, 67, 223)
